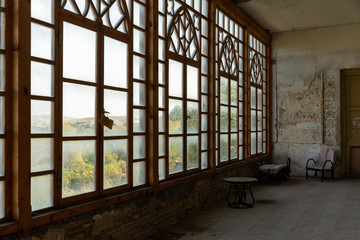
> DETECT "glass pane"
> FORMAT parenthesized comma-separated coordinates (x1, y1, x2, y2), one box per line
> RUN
(159, 87, 165, 108)
(169, 99, 183, 134)
(187, 65, 198, 100)
(31, 175, 53, 211)
(133, 109, 146, 133)
(31, 23, 54, 60)
(220, 134, 228, 162)
(104, 89, 127, 136)
(169, 137, 183, 174)
(158, 15, 165, 37)
(134, 29, 146, 55)
(258, 111, 262, 130)
(133, 82, 146, 107)
(239, 87, 243, 101)
(230, 80, 237, 106)
(251, 133, 256, 155)
(187, 136, 198, 170)
(104, 37, 128, 88)
(0, 97, 4, 133)
(158, 39, 165, 61)
(251, 110, 256, 131)
(63, 83, 96, 136)
(257, 89, 262, 110)
(0, 54, 5, 91)
(239, 146, 243, 160)
(239, 100, 243, 115)
(0, 139, 3, 176)
(63, 22, 96, 82)
(133, 55, 146, 81)
(201, 133, 207, 150)
(202, 95, 208, 112)
(31, 100, 54, 134)
(104, 139, 128, 189)
(220, 76, 228, 104)
(239, 132, 243, 145)
(159, 62, 165, 84)
(201, 152, 207, 170)
(201, 57, 208, 75)
(201, 114, 207, 131)
(201, 37, 208, 56)
(134, 135, 145, 159)
(159, 110, 165, 132)
(133, 161, 146, 186)
(231, 107, 237, 131)
(230, 134, 237, 159)
(0, 13, 4, 50)
(201, 76, 208, 94)
(159, 158, 165, 180)
(220, 106, 228, 132)
(31, 61, 54, 97)
(31, 138, 54, 172)
(258, 132, 263, 153)
(31, 0, 54, 23)
(250, 86, 256, 109)
(134, 2, 146, 29)
(0, 181, 3, 218)
(62, 140, 96, 198)
(0, 1, 3, 8)
(159, 134, 165, 156)
(169, 60, 183, 97)
(187, 101, 198, 134)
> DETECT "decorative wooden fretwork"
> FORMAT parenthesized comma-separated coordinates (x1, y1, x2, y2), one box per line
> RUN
(219, 36, 238, 76)
(249, 52, 263, 85)
(168, 6, 200, 61)
(61, 0, 130, 34)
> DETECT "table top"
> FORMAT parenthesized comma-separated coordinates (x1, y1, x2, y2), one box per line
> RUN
(223, 177, 258, 183)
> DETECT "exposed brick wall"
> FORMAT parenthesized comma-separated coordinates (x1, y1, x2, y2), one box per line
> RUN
(2, 161, 262, 240)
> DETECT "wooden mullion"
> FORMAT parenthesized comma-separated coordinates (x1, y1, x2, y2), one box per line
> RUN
(30, 170, 54, 177)
(30, 57, 55, 65)
(30, 18, 54, 28)
(98, 19, 104, 198)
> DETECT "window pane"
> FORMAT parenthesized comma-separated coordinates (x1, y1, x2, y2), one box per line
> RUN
(230, 134, 237, 159)
(187, 65, 198, 100)
(231, 107, 237, 131)
(251, 133, 256, 155)
(201, 133, 207, 150)
(220, 76, 228, 104)
(0, 139, 4, 176)
(0, 97, 4, 133)
(201, 95, 208, 112)
(133, 161, 146, 187)
(169, 137, 183, 174)
(220, 106, 228, 132)
(230, 80, 237, 106)
(63, 83, 96, 136)
(258, 111, 262, 130)
(31, 61, 54, 97)
(201, 76, 208, 94)
(31, 175, 53, 211)
(187, 136, 198, 170)
(0, 181, 3, 218)
(104, 37, 128, 88)
(159, 158, 165, 180)
(31, 0, 54, 23)
(133, 55, 146, 81)
(159, 87, 165, 108)
(0, 13, 4, 50)
(159, 62, 165, 84)
(104, 139, 128, 189)
(250, 86, 256, 109)
(220, 134, 228, 162)
(169, 60, 183, 97)
(169, 99, 183, 134)
(187, 101, 198, 133)
(251, 110, 256, 131)
(133, 2, 146, 29)
(201, 152, 208, 170)
(62, 140, 96, 198)
(159, 134, 165, 156)
(258, 132, 263, 153)
(133, 82, 146, 107)
(257, 89, 262, 110)
(201, 114, 207, 131)
(134, 29, 146, 55)
(0, 54, 5, 91)
(31, 100, 54, 134)
(63, 22, 96, 82)
(31, 138, 54, 172)
(104, 89, 127, 136)
(31, 23, 54, 60)
(133, 135, 146, 159)
(159, 110, 165, 132)
(133, 109, 146, 133)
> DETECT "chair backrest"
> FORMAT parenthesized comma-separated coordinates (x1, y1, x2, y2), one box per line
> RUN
(317, 147, 334, 169)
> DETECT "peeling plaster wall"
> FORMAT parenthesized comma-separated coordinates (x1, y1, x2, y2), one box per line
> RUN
(271, 23, 360, 176)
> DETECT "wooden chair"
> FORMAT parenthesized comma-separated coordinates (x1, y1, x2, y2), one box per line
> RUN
(306, 147, 335, 182)
(258, 158, 291, 183)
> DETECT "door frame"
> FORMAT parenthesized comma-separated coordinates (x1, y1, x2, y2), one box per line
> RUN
(341, 68, 360, 177)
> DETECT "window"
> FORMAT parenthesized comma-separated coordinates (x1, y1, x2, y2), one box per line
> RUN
(157, 0, 209, 180)
(0, 0, 7, 220)
(249, 34, 267, 156)
(29, 0, 148, 210)
(215, 9, 244, 165)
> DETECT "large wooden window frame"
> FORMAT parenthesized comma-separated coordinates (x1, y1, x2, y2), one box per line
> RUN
(0, 0, 271, 236)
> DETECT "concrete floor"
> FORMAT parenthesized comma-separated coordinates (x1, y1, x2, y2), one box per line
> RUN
(156, 177, 360, 240)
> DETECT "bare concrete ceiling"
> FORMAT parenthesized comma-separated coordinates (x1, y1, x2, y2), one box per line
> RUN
(232, 0, 360, 33)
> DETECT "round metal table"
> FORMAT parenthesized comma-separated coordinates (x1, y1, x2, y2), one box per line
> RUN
(223, 177, 257, 208)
